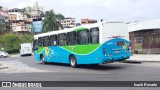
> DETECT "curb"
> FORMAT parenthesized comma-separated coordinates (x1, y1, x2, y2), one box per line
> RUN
(0, 63, 8, 70)
(124, 60, 160, 64)
(0, 67, 8, 70)
(9, 55, 20, 57)
(122, 60, 142, 64)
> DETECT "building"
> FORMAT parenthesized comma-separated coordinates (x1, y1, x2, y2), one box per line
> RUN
(8, 8, 32, 34)
(128, 20, 160, 54)
(11, 20, 32, 33)
(81, 18, 97, 24)
(61, 17, 76, 28)
(0, 6, 10, 33)
(32, 18, 43, 34)
(8, 8, 27, 20)
(24, 2, 45, 20)
(28, 10, 44, 19)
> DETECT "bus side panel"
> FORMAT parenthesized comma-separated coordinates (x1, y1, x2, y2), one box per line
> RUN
(101, 38, 130, 62)
(34, 51, 41, 61)
(46, 46, 70, 63)
(73, 46, 103, 64)
(37, 46, 103, 65)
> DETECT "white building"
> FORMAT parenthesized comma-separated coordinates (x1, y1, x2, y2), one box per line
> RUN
(128, 20, 160, 32)
(8, 8, 27, 20)
(128, 20, 160, 54)
(61, 17, 76, 28)
(8, 8, 32, 33)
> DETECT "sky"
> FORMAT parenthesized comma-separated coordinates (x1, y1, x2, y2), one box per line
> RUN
(0, 0, 160, 22)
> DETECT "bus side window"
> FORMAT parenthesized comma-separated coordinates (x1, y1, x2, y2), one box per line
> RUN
(90, 27, 99, 44)
(67, 31, 76, 45)
(58, 33, 67, 46)
(43, 36, 50, 47)
(33, 39, 38, 50)
(38, 37, 43, 46)
(77, 30, 89, 45)
(50, 35, 57, 46)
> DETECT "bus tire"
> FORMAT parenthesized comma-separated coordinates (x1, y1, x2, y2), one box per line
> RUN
(40, 55, 47, 64)
(69, 55, 77, 68)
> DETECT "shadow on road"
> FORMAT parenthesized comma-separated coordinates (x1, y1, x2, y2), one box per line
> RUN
(40, 62, 126, 71)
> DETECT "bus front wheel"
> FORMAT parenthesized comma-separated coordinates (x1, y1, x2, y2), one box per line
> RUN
(40, 55, 47, 64)
(69, 55, 77, 68)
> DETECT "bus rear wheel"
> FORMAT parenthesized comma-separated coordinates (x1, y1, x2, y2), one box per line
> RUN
(40, 55, 47, 64)
(69, 55, 77, 68)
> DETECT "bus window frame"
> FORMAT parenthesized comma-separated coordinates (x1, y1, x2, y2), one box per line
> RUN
(58, 33, 67, 46)
(38, 37, 43, 46)
(77, 29, 90, 45)
(43, 36, 50, 47)
(33, 39, 38, 50)
(67, 31, 77, 45)
(90, 27, 99, 44)
(50, 34, 58, 46)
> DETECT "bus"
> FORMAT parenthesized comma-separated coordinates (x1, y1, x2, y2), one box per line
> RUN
(20, 43, 32, 56)
(33, 22, 130, 67)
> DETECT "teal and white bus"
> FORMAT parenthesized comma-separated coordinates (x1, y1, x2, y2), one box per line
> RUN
(33, 22, 130, 67)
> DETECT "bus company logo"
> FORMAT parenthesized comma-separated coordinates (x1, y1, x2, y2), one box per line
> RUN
(2, 82, 12, 87)
(51, 50, 54, 55)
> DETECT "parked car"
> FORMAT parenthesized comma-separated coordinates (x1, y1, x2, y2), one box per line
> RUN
(0, 51, 8, 58)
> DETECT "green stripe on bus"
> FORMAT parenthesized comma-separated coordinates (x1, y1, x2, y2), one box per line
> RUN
(74, 27, 88, 31)
(36, 47, 45, 54)
(61, 44, 100, 54)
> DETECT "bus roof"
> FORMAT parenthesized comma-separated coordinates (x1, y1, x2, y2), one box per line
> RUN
(34, 22, 125, 39)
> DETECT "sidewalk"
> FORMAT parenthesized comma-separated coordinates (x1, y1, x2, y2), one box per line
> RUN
(126, 54, 160, 62)
(9, 54, 20, 57)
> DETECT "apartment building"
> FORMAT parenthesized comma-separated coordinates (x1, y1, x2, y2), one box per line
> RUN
(11, 20, 32, 33)
(81, 18, 97, 24)
(8, 8, 32, 34)
(61, 17, 76, 28)
(8, 8, 27, 20)
(0, 6, 10, 33)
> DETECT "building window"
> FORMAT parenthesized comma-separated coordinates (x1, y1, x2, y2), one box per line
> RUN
(77, 29, 89, 45)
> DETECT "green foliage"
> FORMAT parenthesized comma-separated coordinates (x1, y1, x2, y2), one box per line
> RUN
(0, 22, 3, 33)
(42, 9, 65, 33)
(26, 14, 31, 18)
(0, 34, 33, 53)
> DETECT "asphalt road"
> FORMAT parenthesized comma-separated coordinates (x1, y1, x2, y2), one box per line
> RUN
(0, 56, 160, 90)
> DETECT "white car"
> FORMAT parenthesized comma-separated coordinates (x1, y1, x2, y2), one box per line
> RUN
(0, 51, 8, 58)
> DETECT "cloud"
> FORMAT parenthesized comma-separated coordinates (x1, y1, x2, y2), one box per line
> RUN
(1, 0, 160, 22)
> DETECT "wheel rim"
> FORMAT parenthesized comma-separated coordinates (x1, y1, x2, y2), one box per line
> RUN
(71, 58, 75, 66)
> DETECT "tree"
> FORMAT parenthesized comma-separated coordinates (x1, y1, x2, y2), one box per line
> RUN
(0, 34, 33, 53)
(42, 10, 65, 33)
(26, 14, 31, 18)
(0, 22, 3, 33)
